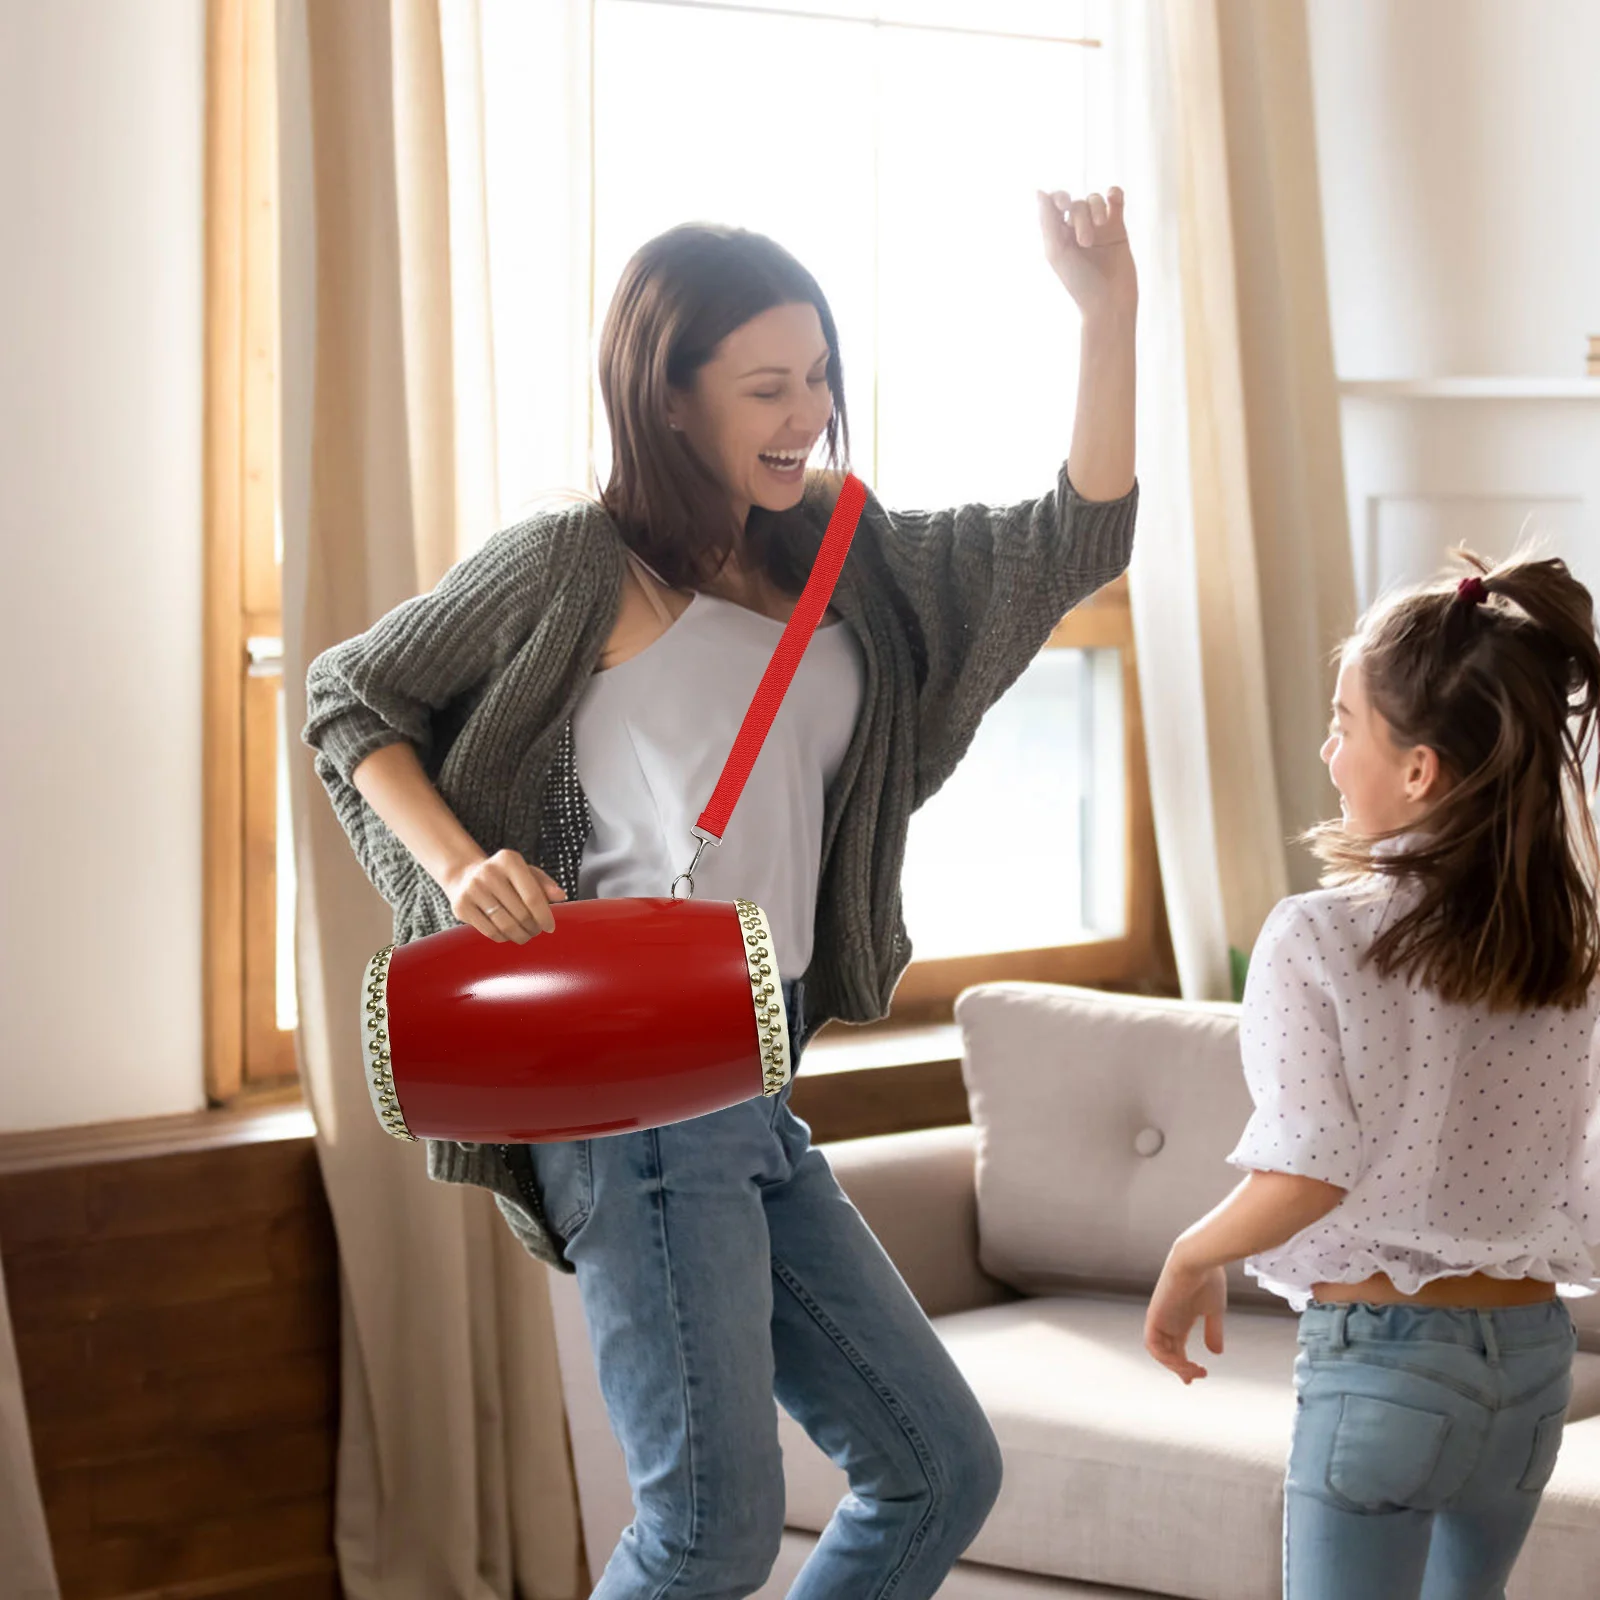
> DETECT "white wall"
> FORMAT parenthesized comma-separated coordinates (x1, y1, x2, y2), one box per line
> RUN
(0, 0, 207, 1132)
(1309, 0, 1600, 380)
(1308, 0, 1600, 612)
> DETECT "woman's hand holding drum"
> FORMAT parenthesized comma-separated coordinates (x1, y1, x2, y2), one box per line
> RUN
(438, 849, 567, 945)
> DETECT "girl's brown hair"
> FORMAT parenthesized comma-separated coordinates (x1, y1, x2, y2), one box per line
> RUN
(1308, 548, 1600, 1009)
(596, 223, 850, 591)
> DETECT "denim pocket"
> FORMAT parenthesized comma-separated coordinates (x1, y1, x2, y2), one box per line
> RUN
(1327, 1394, 1452, 1511)
(1517, 1408, 1567, 1494)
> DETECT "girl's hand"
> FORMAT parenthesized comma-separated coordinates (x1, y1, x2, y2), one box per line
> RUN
(1037, 188, 1137, 322)
(1145, 1255, 1228, 1384)
(440, 849, 567, 944)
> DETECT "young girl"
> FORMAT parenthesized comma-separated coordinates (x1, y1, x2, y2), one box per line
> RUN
(304, 193, 1138, 1599)
(1146, 551, 1600, 1599)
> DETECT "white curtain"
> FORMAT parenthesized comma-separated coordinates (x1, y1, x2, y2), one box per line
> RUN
(1113, 0, 1357, 999)
(0, 1248, 59, 1600)
(277, 1, 585, 1594)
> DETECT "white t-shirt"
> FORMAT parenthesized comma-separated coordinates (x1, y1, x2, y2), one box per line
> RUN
(1228, 877, 1600, 1310)
(573, 583, 864, 981)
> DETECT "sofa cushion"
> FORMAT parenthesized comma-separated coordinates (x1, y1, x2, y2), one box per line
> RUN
(776, 1293, 1600, 1600)
(781, 1295, 1293, 1599)
(955, 983, 1266, 1303)
(1564, 1287, 1600, 1353)
(822, 1125, 1014, 1320)
(1509, 1414, 1600, 1597)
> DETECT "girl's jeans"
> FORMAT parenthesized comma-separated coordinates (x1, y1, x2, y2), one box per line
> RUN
(1286, 1297, 1576, 1600)
(512, 979, 1002, 1600)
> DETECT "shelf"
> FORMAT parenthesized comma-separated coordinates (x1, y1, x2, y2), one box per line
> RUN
(1339, 378, 1600, 401)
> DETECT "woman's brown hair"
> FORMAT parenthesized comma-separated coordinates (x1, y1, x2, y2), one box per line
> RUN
(596, 223, 850, 591)
(1308, 548, 1600, 1010)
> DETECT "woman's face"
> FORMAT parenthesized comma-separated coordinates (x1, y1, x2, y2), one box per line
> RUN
(666, 301, 834, 527)
(1321, 650, 1443, 834)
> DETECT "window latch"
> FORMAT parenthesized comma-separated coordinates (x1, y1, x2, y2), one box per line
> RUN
(246, 635, 284, 677)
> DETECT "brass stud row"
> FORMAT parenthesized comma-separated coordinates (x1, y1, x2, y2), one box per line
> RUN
(363, 945, 417, 1141)
(735, 900, 790, 1096)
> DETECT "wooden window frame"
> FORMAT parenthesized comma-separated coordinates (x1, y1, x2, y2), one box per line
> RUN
(204, 0, 293, 1104)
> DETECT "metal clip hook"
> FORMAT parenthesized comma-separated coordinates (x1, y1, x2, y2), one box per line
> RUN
(669, 829, 720, 900)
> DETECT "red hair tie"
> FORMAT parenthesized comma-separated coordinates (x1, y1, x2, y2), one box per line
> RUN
(1456, 575, 1488, 607)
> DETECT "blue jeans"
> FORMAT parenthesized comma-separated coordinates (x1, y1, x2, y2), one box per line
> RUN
(1286, 1298, 1577, 1600)
(513, 980, 1002, 1599)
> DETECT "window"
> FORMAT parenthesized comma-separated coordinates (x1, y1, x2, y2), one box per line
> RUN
(587, 0, 1110, 507)
(892, 575, 1156, 1021)
(206, 0, 1155, 1105)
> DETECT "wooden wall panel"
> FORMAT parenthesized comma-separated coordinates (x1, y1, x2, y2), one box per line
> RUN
(0, 1132, 341, 1600)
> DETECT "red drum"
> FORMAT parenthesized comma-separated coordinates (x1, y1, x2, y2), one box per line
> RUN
(360, 896, 789, 1143)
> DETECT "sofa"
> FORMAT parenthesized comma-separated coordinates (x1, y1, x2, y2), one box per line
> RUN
(547, 982, 1600, 1597)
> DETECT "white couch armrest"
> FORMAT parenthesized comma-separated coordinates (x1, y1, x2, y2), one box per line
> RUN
(822, 1124, 1015, 1319)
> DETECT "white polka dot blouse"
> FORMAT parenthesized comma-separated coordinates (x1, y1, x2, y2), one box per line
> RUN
(1227, 878, 1600, 1311)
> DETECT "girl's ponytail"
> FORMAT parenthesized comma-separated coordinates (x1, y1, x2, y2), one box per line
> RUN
(1466, 552, 1600, 772)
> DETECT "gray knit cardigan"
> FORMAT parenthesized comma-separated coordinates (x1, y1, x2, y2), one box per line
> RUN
(303, 467, 1138, 1267)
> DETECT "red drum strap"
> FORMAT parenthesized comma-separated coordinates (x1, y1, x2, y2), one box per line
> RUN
(694, 473, 867, 844)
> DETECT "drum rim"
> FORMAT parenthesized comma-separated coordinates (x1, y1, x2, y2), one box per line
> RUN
(362, 943, 418, 1141)
(736, 899, 791, 1095)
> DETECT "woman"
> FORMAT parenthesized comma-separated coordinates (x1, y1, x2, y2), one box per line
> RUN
(304, 187, 1138, 1599)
